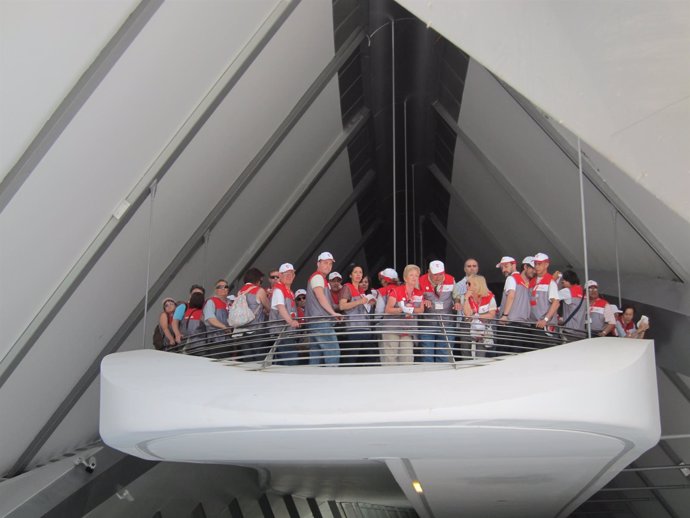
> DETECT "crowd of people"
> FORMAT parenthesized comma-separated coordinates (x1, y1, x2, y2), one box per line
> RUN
(153, 251, 650, 364)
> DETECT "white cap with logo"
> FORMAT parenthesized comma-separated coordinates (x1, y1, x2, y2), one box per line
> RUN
(328, 272, 342, 281)
(279, 263, 295, 273)
(586, 280, 598, 288)
(429, 260, 445, 274)
(522, 256, 535, 267)
(533, 252, 550, 262)
(318, 251, 334, 262)
(495, 256, 516, 268)
(294, 289, 307, 297)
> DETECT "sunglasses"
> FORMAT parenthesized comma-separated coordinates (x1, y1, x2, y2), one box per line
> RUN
(216, 285, 229, 289)
(296, 296, 306, 301)
(270, 275, 280, 280)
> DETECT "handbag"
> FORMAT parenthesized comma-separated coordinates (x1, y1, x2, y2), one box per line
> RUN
(227, 292, 256, 327)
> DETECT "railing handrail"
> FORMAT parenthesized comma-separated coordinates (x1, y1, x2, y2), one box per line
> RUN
(165, 313, 588, 369)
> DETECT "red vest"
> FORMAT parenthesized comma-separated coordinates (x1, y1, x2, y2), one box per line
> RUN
(274, 282, 296, 318)
(529, 273, 554, 306)
(418, 273, 455, 298)
(343, 282, 362, 299)
(183, 307, 203, 320)
(239, 283, 260, 296)
(468, 292, 495, 315)
(209, 296, 226, 310)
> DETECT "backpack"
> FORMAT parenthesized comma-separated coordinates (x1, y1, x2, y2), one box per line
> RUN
(227, 292, 256, 328)
(152, 325, 165, 350)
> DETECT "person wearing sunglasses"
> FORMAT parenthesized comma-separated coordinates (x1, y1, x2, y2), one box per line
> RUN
(203, 279, 231, 343)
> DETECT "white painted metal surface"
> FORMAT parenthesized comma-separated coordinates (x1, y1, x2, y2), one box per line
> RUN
(101, 339, 660, 517)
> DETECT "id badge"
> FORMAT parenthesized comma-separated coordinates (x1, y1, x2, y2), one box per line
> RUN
(434, 302, 444, 310)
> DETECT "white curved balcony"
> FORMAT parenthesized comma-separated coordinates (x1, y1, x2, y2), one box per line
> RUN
(100, 323, 659, 518)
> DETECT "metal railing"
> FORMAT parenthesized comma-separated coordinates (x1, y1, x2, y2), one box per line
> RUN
(165, 313, 587, 369)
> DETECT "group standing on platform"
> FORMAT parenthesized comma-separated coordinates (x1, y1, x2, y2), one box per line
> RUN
(154, 250, 651, 364)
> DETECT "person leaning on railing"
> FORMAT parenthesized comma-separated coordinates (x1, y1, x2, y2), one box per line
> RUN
(268, 263, 300, 366)
(305, 251, 343, 365)
(462, 274, 497, 358)
(383, 264, 425, 364)
(339, 265, 376, 364)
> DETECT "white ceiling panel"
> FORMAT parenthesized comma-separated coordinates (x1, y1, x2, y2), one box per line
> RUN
(0, 0, 139, 176)
(0, 0, 281, 351)
(396, 0, 690, 226)
(453, 59, 675, 282)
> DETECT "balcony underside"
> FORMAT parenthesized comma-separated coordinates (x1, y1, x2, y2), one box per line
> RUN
(101, 338, 659, 517)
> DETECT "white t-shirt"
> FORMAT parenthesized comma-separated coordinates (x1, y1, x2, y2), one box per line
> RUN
(271, 289, 285, 310)
(503, 275, 517, 293)
(558, 287, 572, 304)
(309, 274, 326, 290)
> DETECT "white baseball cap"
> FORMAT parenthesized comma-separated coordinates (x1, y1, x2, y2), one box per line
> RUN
(522, 256, 535, 267)
(279, 263, 295, 273)
(294, 289, 306, 297)
(586, 280, 598, 288)
(429, 260, 445, 274)
(227, 294, 236, 301)
(495, 256, 516, 268)
(382, 267, 398, 280)
(328, 272, 342, 280)
(609, 304, 622, 314)
(318, 251, 334, 262)
(533, 252, 550, 263)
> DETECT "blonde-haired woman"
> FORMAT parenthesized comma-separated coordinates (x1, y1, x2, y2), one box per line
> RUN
(383, 264, 425, 364)
(462, 274, 497, 358)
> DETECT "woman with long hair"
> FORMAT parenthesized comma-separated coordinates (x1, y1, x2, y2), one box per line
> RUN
(339, 265, 376, 364)
(462, 274, 497, 358)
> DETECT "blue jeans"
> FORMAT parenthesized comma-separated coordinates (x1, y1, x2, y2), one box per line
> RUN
(275, 336, 298, 366)
(307, 321, 340, 365)
(419, 329, 452, 362)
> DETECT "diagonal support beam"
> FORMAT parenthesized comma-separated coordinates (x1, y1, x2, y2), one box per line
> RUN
(226, 107, 370, 286)
(294, 169, 375, 273)
(428, 163, 504, 256)
(3, 23, 366, 478)
(0, 0, 163, 214)
(338, 218, 382, 268)
(426, 212, 470, 261)
(0, 0, 302, 391)
(433, 100, 583, 268)
(497, 79, 687, 283)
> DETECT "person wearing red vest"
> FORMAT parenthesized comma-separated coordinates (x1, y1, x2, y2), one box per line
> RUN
(529, 253, 560, 331)
(339, 265, 376, 364)
(269, 263, 300, 365)
(418, 260, 456, 362)
(586, 280, 616, 336)
(305, 252, 342, 365)
(557, 270, 586, 333)
(204, 279, 230, 331)
(384, 265, 425, 364)
(463, 274, 497, 358)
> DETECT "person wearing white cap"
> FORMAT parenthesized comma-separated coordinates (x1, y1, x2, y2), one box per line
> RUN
(494, 256, 534, 354)
(586, 280, 616, 336)
(529, 253, 560, 332)
(328, 272, 344, 311)
(418, 260, 456, 362)
(305, 252, 341, 365)
(294, 288, 307, 320)
(452, 258, 479, 309)
(268, 263, 300, 365)
(374, 268, 399, 320)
